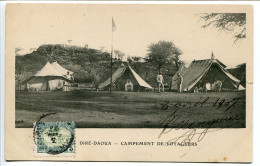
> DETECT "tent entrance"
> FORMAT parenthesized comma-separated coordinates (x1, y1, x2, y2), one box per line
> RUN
(112, 68, 140, 91)
(99, 64, 153, 91)
(193, 63, 237, 91)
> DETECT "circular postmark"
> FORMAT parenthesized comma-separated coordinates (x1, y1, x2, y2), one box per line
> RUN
(34, 121, 75, 155)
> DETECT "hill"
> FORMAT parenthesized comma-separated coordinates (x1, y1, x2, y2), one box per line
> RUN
(15, 44, 178, 86)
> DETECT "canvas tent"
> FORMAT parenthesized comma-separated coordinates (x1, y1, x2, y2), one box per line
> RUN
(99, 63, 153, 91)
(171, 58, 245, 92)
(22, 62, 72, 91)
(51, 61, 73, 76)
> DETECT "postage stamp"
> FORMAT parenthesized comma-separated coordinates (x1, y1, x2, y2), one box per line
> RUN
(33, 121, 75, 156)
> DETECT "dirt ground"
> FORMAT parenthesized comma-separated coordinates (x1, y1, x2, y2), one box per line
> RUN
(15, 90, 246, 128)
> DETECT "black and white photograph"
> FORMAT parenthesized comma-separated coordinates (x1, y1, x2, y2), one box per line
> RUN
(13, 5, 248, 129)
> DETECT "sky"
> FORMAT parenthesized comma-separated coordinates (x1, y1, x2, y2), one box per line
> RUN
(8, 4, 250, 68)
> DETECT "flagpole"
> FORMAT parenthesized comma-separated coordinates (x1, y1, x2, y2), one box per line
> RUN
(110, 18, 114, 93)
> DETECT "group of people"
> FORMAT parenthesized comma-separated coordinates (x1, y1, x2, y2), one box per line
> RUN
(157, 72, 223, 93)
(156, 72, 183, 93)
(92, 71, 184, 93)
(93, 71, 222, 93)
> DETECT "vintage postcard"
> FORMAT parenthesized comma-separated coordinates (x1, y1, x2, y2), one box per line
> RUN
(5, 4, 253, 162)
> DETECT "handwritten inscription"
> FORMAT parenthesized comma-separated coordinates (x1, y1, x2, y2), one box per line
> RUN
(157, 97, 242, 144)
(160, 97, 240, 111)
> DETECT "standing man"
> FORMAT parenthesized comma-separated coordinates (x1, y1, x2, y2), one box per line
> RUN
(64, 71, 73, 91)
(156, 71, 164, 93)
(177, 73, 183, 93)
(94, 72, 100, 91)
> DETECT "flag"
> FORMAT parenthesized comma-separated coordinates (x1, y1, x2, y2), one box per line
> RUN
(112, 17, 116, 32)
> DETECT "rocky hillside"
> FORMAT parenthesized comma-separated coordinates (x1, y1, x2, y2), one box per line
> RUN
(16, 44, 178, 86)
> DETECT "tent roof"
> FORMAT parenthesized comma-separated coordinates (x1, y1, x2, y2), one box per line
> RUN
(128, 66, 153, 89)
(51, 62, 73, 75)
(35, 62, 64, 77)
(99, 65, 127, 89)
(99, 64, 153, 89)
(215, 59, 227, 68)
(171, 59, 243, 91)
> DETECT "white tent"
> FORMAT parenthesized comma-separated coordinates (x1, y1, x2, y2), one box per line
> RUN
(99, 63, 153, 90)
(51, 61, 73, 76)
(171, 58, 245, 92)
(22, 62, 72, 91)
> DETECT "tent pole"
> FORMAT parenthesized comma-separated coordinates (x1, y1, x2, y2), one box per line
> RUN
(46, 77, 49, 91)
(110, 18, 114, 94)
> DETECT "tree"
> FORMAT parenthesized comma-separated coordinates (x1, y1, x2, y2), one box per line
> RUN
(146, 41, 183, 72)
(132, 56, 142, 62)
(200, 13, 246, 43)
(15, 58, 23, 75)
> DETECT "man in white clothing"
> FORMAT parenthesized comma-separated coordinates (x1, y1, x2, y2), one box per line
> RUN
(156, 71, 164, 93)
(125, 79, 133, 92)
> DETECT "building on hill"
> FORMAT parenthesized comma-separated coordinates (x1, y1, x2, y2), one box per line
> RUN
(99, 63, 153, 91)
(171, 54, 245, 92)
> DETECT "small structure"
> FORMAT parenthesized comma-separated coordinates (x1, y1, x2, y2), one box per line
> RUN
(99, 63, 153, 91)
(171, 53, 245, 92)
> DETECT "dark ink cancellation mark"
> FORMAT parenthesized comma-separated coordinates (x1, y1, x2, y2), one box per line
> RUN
(33, 113, 75, 155)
